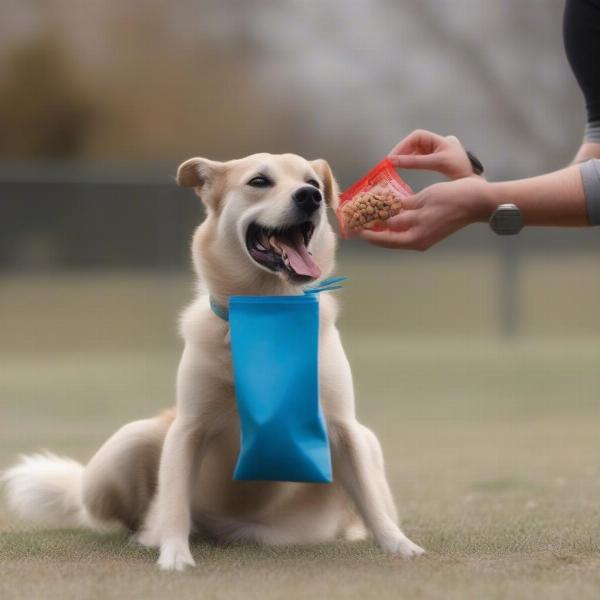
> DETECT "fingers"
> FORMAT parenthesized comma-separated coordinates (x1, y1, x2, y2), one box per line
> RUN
(359, 207, 421, 248)
(389, 129, 447, 157)
(384, 191, 421, 211)
(388, 129, 464, 177)
(390, 130, 473, 180)
(385, 207, 418, 229)
(388, 152, 448, 173)
(444, 135, 462, 147)
(359, 228, 421, 250)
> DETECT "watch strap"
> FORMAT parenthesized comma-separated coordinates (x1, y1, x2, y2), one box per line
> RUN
(465, 150, 484, 176)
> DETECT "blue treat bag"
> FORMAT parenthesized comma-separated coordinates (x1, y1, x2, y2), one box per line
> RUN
(228, 294, 332, 483)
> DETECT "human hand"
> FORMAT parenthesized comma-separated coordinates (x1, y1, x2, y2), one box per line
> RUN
(388, 129, 476, 180)
(359, 176, 493, 251)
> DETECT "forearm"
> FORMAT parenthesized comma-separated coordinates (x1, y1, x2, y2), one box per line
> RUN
(481, 165, 590, 227)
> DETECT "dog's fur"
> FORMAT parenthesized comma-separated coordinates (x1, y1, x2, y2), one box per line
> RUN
(2, 153, 424, 570)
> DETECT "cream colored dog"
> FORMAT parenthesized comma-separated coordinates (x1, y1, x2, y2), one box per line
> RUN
(3, 153, 424, 570)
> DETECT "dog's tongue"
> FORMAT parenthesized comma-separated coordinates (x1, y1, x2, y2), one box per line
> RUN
(277, 230, 321, 278)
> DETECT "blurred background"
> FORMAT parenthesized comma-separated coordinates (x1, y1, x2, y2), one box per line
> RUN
(1, 0, 599, 423)
(0, 0, 599, 340)
(2, 0, 600, 455)
(2, 2, 600, 596)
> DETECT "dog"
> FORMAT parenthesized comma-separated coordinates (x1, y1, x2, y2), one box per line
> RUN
(2, 153, 424, 570)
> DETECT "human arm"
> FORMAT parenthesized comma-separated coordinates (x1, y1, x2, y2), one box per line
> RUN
(360, 162, 597, 251)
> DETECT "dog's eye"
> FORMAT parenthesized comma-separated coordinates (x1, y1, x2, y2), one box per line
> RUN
(247, 175, 273, 188)
(306, 179, 320, 189)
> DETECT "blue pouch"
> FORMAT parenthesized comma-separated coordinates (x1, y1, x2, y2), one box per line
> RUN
(228, 294, 332, 483)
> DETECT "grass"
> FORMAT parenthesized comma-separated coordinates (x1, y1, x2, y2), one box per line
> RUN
(2, 257, 600, 599)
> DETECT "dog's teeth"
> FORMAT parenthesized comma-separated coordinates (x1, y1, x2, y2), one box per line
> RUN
(269, 236, 283, 256)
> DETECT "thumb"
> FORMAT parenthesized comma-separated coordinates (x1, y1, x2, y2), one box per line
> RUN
(385, 208, 418, 231)
(396, 192, 422, 211)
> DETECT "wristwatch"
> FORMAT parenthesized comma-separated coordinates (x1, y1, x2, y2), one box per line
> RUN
(489, 203, 524, 235)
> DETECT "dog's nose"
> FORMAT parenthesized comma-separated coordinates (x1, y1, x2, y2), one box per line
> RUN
(293, 186, 322, 215)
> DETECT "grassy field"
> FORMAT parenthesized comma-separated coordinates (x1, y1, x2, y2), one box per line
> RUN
(2, 257, 600, 599)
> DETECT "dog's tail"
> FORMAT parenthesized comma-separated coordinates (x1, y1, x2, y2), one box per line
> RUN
(2, 452, 91, 528)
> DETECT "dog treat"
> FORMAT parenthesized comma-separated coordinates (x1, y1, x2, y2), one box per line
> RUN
(339, 183, 402, 234)
(337, 157, 412, 238)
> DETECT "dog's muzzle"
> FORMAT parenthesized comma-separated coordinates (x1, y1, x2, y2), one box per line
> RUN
(245, 220, 320, 281)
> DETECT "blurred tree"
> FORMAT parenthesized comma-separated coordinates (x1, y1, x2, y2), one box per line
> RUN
(0, 36, 96, 158)
(0, 0, 582, 172)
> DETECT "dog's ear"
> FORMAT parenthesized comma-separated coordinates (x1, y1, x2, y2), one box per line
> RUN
(176, 157, 226, 210)
(310, 159, 339, 210)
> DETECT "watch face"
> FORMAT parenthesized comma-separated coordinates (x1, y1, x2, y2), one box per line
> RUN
(490, 204, 523, 235)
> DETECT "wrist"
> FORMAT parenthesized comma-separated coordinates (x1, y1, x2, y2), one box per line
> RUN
(448, 153, 479, 180)
(464, 177, 497, 223)
(453, 166, 477, 180)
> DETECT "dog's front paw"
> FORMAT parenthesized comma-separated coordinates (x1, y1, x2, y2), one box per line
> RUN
(158, 539, 196, 571)
(381, 534, 425, 558)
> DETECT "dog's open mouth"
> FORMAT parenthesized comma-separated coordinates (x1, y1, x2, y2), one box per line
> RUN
(245, 222, 320, 280)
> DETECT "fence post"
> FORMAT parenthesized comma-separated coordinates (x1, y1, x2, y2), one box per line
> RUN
(498, 240, 520, 337)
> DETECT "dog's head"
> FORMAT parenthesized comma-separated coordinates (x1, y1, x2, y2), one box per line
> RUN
(177, 153, 339, 295)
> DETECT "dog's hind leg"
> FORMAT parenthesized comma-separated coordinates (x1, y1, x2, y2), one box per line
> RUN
(329, 420, 424, 558)
(82, 410, 174, 531)
(341, 510, 369, 541)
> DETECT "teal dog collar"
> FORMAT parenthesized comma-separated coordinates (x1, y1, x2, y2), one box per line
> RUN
(209, 277, 348, 322)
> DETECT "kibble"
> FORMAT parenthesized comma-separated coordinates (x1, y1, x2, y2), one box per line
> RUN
(340, 184, 402, 234)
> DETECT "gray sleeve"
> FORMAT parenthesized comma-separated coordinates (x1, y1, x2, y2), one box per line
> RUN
(580, 159, 600, 225)
(584, 121, 600, 143)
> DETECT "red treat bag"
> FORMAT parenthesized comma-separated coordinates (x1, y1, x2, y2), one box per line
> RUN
(336, 157, 413, 238)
